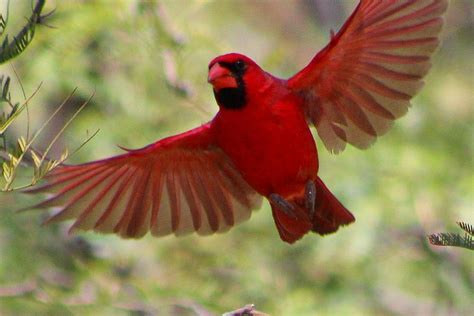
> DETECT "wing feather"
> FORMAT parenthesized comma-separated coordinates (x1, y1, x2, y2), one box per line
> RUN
(193, 167, 220, 233)
(63, 165, 130, 229)
(44, 166, 119, 223)
(149, 166, 164, 232)
(94, 168, 136, 232)
(288, 0, 448, 153)
(165, 168, 181, 233)
(208, 170, 234, 227)
(25, 123, 261, 239)
(123, 164, 154, 237)
(113, 166, 149, 236)
(178, 167, 203, 231)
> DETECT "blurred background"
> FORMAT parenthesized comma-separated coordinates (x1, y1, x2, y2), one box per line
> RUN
(0, 0, 472, 315)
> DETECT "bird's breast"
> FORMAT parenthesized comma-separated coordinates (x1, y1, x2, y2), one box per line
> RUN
(212, 96, 318, 197)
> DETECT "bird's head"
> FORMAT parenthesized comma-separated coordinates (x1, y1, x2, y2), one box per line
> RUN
(208, 53, 267, 109)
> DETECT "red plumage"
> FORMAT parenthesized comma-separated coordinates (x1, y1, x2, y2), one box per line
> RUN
(26, 0, 448, 244)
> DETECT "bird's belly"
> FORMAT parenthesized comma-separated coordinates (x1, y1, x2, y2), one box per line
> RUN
(214, 116, 318, 197)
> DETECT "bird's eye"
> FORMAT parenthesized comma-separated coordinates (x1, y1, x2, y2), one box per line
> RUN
(235, 60, 245, 71)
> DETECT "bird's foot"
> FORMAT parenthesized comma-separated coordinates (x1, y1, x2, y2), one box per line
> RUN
(269, 193, 297, 219)
(305, 180, 316, 220)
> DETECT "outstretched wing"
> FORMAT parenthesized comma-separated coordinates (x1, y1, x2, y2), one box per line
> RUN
(288, 0, 448, 153)
(25, 123, 261, 238)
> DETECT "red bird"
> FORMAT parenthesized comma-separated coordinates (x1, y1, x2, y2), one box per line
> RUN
(28, 1, 448, 243)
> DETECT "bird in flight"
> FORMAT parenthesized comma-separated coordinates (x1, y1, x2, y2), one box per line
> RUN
(27, 0, 448, 244)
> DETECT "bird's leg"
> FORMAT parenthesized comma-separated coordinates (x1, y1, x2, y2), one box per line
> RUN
(269, 193, 297, 219)
(305, 180, 316, 220)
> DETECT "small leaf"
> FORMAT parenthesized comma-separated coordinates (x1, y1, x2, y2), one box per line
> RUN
(60, 148, 69, 162)
(429, 229, 474, 251)
(50, 161, 59, 170)
(45, 160, 55, 174)
(0, 13, 7, 37)
(0, 0, 46, 64)
(2, 161, 11, 181)
(18, 136, 27, 153)
(1, 77, 10, 100)
(458, 222, 474, 236)
(36, 160, 52, 179)
(0, 102, 26, 134)
(10, 155, 18, 167)
(31, 150, 41, 168)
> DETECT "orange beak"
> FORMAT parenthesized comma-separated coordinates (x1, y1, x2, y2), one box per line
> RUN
(208, 63, 238, 89)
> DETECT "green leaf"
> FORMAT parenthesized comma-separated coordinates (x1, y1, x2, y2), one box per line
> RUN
(458, 222, 474, 236)
(60, 148, 68, 162)
(30, 150, 41, 168)
(18, 136, 26, 153)
(44, 160, 54, 174)
(0, 82, 42, 134)
(2, 161, 11, 181)
(9, 153, 17, 167)
(0, 0, 46, 64)
(1, 76, 10, 101)
(0, 104, 26, 134)
(0, 2, 8, 38)
(429, 223, 474, 251)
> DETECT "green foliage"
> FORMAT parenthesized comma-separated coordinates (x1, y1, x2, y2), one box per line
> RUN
(459, 222, 474, 235)
(0, 1, 94, 191)
(429, 222, 474, 250)
(0, 9, 7, 37)
(0, 0, 48, 142)
(0, 0, 47, 65)
(0, 75, 38, 135)
(0, 86, 92, 191)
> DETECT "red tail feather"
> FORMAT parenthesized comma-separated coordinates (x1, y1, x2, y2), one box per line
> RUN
(271, 177, 355, 243)
(271, 204, 312, 244)
(312, 177, 355, 235)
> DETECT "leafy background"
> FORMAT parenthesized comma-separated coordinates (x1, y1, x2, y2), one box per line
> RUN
(0, 0, 472, 315)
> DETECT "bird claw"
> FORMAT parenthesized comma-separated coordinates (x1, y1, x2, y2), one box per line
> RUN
(305, 180, 316, 220)
(270, 180, 316, 220)
(269, 193, 297, 219)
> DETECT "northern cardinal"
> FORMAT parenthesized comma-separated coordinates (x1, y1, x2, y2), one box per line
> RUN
(27, 0, 448, 244)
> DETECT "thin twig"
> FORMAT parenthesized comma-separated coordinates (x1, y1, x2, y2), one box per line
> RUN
(0, 81, 42, 134)
(2, 87, 75, 190)
(38, 91, 94, 166)
(68, 128, 100, 159)
(11, 63, 30, 141)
